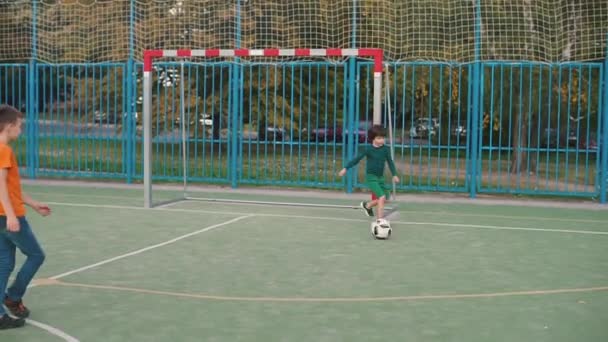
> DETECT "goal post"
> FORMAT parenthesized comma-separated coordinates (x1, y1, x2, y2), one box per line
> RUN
(142, 48, 384, 209)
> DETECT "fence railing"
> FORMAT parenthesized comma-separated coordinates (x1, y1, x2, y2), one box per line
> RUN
(1, 60, 607, 202)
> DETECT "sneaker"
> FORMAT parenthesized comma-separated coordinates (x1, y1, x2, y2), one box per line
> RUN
(360, 201, 374, 217)
(3, 297, 30, 319)
(0, 314, 25, 330)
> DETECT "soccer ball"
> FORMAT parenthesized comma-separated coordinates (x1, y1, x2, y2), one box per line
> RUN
(370, 219, 392, 239)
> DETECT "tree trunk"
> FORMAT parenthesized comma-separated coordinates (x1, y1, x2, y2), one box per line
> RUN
(510, 0, 538, 175)
(510, 109, 537, 174)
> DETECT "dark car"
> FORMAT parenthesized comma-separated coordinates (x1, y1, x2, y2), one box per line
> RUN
(344, 120, 373, 143)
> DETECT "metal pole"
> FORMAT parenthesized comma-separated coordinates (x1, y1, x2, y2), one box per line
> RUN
(143, 70, 152, 208)
(27, 0, 38, 179)
(469, 0, 483, 199)
(373, 72, 382, 124)
(600, 33, 608, 204)
(125, 0, 136, 183)
(351, 0, 357, 48)
(345, 0, 358, 193)
(180, 62, 188, 198)
(346, 59, 356, 193)
(229, 0, 242, 189)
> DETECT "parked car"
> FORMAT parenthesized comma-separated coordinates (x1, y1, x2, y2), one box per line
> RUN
(311, 120, 374, 143)
(567, 128, 579, 147)
(541, 128, 556, 147)
(94, 110, 119, 124)
(410, 117, 440, 139)
(310, 125, 343, 142)
(344, 120, 373, 143)
(451, 120, 467, 138)
(258, 125, 291, 141)
(94, 111, 139, 125)
(174, 113, 213, 129)
(578, 134, 599, 151)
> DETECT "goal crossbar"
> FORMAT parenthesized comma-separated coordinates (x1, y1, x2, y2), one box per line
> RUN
(142, 48, 384, 209)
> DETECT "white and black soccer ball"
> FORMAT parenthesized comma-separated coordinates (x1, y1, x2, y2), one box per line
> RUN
(370, 219, 392, 239)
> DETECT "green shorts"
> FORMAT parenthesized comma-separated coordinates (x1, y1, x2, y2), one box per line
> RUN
(366, 174, 390, 200)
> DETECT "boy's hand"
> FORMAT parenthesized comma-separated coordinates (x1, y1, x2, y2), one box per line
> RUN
(392, 175, 400, 183)
(33, 202, 51, 217)
(6, 216, 20, 232)
(338, 168, 347, 177)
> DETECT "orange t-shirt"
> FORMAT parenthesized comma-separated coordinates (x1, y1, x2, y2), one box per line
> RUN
(0, 143, 25, 216)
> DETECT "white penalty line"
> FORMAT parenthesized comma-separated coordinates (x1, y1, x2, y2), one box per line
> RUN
(48, 215, 253, 281)
(45, 201, 608, 236)
(24, 214, 252, 342)
(34, 190, 608, 224)
(26, 319, 80, 342)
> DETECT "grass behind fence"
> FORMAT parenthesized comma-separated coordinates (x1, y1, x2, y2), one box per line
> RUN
(12, 136, 601, 196)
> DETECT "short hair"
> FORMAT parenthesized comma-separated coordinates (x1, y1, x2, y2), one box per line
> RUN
(0, 105, 24, 133)
(368, 124, 387, 140)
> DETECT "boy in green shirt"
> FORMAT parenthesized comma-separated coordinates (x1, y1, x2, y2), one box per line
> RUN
(339, 125, 399, 219)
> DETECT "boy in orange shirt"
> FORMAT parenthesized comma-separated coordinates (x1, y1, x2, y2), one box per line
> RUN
(0, 105, 51, 329)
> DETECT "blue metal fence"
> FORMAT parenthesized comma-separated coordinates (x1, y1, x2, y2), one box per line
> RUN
(2, 59, 606, 202)
(0, 64, 28, 170)
(478, 62, 604, 198)
(1, 0, 606, 203)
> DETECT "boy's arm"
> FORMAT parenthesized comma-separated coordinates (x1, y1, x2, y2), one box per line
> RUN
(22, 193, 50, 217)
(0, 169, 16, 218)
(22, 192, 42, 208)
(343, 147, 367, 169)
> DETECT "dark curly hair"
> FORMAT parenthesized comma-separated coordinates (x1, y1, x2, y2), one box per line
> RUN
(368, 124, 387, 140)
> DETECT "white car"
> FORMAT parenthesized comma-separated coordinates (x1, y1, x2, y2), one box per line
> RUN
(410, 117, 440, 138)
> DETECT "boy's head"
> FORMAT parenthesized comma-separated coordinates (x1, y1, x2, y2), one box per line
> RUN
(369, 124, 387, 146)
(0, 105, 24, 142)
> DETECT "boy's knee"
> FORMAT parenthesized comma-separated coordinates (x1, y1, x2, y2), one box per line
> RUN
(378, 196, 386, 205)
(30, 251, 45, 266)
(37, 251, 46, 265)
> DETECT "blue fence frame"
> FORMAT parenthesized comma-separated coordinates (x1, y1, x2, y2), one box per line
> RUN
(1, 0, 607, 203)
(2, 59, 606, 202)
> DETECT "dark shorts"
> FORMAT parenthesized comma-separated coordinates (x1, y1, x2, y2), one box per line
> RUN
(366, 174, 390, 200)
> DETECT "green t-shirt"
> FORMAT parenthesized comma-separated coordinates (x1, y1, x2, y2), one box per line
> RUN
(344, 144, 397, 177)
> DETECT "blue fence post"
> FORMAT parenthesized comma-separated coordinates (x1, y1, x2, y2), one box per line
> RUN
(27, 63, 37, 179)
(229, 0, 242, 188)
(123, 0, 136, 183)
(468, 0, 482, 199)
(600, 33, 608, 204)
(344, 0, 358, 194)
(469, 64, 481, 199)
(26, 0, 38, 179)
(129, 0, 136, 183)
(124, 59, 135, 183)
(345, 59, 357, 194)
(229, 64, 241, 189)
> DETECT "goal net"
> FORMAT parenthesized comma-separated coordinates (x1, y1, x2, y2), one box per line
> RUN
(142, 48, 389, 209)
(1, 1, 606, 63)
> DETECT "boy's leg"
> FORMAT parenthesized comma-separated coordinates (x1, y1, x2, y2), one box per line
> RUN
(366, 181, 392, 219)
(375, 196, 387, 219)
(4, 217, 45, 318)
(364, 175, 387, 218)
(0, 220, 25, 329)
(0, 228, 17, 317)
(359, 193, 378, 217)
(375, 183, 392, 219)
(360, 200, 375, 216)
(0, 232, 24, 329)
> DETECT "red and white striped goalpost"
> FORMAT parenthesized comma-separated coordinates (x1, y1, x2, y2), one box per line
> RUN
(142, 48, 384, 208)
